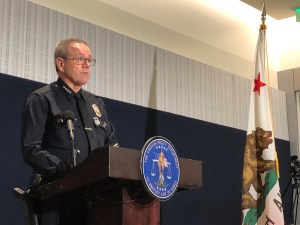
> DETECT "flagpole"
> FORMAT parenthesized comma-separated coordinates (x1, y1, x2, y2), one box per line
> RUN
(261, 3, 281, 179)
(261, 3, 266, 26)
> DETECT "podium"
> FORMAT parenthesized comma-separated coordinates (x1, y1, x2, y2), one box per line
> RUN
(37, 146, 202, 225)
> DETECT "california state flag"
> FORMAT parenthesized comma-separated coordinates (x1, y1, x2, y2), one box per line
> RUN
(241, 6, 284, 225)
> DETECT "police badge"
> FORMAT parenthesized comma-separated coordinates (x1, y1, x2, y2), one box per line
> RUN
(140, 136, 180, 201)
(92, 104, 101, 117)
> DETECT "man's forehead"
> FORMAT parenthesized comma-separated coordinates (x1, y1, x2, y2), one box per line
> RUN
(68, 42, 91, 55)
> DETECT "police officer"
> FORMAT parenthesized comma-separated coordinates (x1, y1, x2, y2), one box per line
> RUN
(21, 38, 118, 225)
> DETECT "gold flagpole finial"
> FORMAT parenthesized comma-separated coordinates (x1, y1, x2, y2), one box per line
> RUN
(260, 3, 267, 30)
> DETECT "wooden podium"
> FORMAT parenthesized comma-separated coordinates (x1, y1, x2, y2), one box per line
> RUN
(37, 146, 202, 225)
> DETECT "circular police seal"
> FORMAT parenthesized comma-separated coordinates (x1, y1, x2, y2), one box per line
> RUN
(140, 136, 180, 201)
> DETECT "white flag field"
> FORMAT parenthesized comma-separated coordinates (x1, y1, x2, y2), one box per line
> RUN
(241, 10, 285, 225)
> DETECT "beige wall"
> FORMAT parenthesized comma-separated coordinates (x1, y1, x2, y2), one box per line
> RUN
(278, 69, 300, 155)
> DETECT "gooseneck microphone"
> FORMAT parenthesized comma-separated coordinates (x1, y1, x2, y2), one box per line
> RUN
(62, 110, 75, 141)
(62, 110, 77, 166)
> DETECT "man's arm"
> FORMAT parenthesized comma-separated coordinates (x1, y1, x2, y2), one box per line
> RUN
(21, 93, 68, 178)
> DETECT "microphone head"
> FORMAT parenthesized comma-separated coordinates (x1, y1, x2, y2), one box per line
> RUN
(291, 155, 298, 161)
(62, 110, 75, 121)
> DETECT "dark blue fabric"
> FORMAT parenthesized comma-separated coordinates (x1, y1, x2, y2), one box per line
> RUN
(0, 74, 44, 225)
(0, 73, 292, 225)
(105, 98, 292, 224)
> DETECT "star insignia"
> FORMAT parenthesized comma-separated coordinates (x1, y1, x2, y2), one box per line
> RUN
(253, 72, 266, 95)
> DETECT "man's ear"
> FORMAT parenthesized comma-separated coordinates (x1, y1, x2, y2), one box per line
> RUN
(56, 58, 64, 72)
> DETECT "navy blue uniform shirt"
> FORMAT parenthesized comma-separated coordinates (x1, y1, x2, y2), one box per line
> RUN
(21, 78, 118, 180)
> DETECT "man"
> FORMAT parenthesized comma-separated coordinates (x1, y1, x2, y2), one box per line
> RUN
(21, 38, 118, 225)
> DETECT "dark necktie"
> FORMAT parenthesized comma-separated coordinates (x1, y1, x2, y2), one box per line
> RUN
(74, 93, 99, 151)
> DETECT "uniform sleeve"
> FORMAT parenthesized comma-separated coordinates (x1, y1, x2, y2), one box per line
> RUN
(97, 97, 119, 147)
(21, 93, 68, 177)
(105, 120, 119, 147)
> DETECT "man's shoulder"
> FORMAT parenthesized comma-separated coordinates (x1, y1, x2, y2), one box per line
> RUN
(84, 90, 101, 99)
(84, 91, 105, 105)
(32, 82, 59, 95)
(33, 84, 51, 95)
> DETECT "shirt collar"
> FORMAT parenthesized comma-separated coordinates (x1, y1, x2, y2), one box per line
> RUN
(56, 78, 85, 101)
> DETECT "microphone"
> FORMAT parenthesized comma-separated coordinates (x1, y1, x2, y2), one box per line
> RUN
(291, 155, 298, 161)
(62, 110, 75, 141)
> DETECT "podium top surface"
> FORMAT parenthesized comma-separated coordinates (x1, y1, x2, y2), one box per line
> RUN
(38, 146, 202, 200)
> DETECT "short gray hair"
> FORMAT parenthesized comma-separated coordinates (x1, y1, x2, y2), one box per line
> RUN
(54, 38, 89, 72)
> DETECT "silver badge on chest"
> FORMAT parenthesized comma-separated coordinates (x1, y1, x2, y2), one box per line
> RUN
(92, 104, 101, 117)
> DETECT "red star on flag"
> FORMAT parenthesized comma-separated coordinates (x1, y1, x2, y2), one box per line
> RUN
(253, 72, 266, 95)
